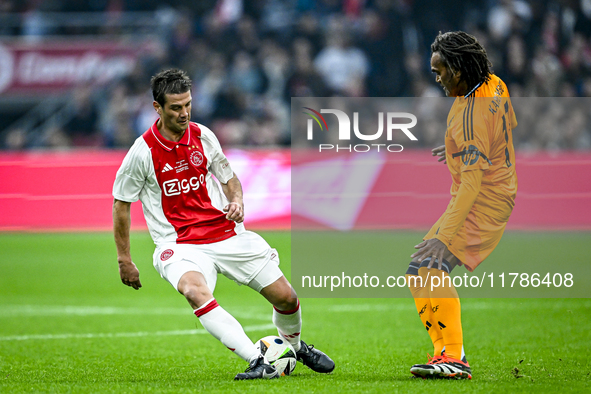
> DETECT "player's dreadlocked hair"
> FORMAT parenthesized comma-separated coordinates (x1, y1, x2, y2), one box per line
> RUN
(151, 69, 192, 106)
(431, 31, 493, 90)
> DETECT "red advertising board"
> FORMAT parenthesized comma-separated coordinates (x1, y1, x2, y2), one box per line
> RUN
(292, 150, 591, 231)
(0, 39, 146, 95)
(0, 149, 590, 232)
(0, 149, 291, 231)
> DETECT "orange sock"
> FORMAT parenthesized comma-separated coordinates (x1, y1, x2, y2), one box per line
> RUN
(407, 268, 444, 356)
(428, 268, 464, 361)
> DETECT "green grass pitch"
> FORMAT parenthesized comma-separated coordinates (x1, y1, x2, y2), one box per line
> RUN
(0, 231, 590, 393)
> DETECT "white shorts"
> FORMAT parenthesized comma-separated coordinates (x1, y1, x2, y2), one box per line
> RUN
(152, 231, 283, 293)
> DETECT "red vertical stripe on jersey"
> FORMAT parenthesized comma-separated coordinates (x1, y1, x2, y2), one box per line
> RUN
(143, 121, 236, 244)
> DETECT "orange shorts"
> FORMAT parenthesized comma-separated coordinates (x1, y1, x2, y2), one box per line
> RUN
(424, 209, 508, 272)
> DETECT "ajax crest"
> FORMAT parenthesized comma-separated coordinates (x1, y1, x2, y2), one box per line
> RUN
(190, 150, 204, 167)
(160, 249, 174, 261)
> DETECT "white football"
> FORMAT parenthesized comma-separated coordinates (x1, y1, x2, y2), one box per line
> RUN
(255, 335, 297, 376)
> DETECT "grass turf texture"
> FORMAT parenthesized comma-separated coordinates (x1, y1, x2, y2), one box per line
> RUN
(0, 231, 589, 393)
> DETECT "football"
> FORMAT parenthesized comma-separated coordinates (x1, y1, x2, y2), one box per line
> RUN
(255, 336, 297, 376)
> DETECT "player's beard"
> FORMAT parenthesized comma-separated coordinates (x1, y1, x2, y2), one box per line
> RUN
(176, 117, 189, 131)
(178, 119, 188, 127)
(439, 82, 451, 96)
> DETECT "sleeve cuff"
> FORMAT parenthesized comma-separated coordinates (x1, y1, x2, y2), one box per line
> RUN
(434, 233, 451, 246)
(112, 194, 137, 203)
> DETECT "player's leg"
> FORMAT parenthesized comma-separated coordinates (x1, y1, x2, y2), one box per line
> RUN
(415, 214, 509, 379)
(406, 216, 447, 358)
(176, 271, 279, 380)
(177, 271, 259, 362)
(154, 245, 277, 380)
(219, 230, 333, 374)
(410, 251, 471, 379)
(212, 229, 300, 348)
(427, 257, 464, 364)
(253, 272, 335, 373)
(256, 274, 301, 350)
(214, 230, 334, 373)
(406, 258, 444, 357)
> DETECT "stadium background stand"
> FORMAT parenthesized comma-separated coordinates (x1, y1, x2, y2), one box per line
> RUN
(0, 0, 589, 150)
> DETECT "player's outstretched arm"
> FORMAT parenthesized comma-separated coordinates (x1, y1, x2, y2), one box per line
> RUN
(113, 199, 142, 290)
(432, 144, 446, 163)
(221, 174, 244, 223)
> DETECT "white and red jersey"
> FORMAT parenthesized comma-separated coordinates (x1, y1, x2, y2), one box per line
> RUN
(113, 120, 244, 246)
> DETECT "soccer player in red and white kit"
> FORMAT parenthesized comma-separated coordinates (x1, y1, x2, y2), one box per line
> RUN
(112, 69, 334, 380)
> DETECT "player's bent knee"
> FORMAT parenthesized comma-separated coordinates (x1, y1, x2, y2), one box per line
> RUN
(277, 292, 298, 311)
(177, 271, 213, 308)
(181, 285, 213, 309)
(275, 300, 298, 312)
(261, 276, 298, 311)
(273, 286, 298, 311)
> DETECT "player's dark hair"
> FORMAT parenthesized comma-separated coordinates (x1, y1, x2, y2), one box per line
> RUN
(151, 69, 192, 107)
(431, 31, 493, 90)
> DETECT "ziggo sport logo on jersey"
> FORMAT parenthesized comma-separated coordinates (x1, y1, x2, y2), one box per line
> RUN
(163, 175, 205, 196)
(303, 107, 418, 152)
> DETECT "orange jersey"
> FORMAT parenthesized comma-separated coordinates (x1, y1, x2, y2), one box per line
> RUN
(434, 74, 517, 252)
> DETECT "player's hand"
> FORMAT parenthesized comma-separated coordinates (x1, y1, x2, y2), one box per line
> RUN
(432, 145, 446, 163)
(223, 202, 244, 223)
(411, 238, 447, 270)
(119, 260, 142, 290)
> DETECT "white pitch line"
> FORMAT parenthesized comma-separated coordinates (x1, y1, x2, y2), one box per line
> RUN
(3, 300, 588, 319)
(0, 323, 276, 342)
(0, 305, 189, 317)
(0, 305, 269, 321)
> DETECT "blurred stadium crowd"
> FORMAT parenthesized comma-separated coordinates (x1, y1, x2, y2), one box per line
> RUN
(1, 0, 590, 150)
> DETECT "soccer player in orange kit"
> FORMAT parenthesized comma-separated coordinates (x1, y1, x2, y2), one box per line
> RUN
(405, 31, 517, 380)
